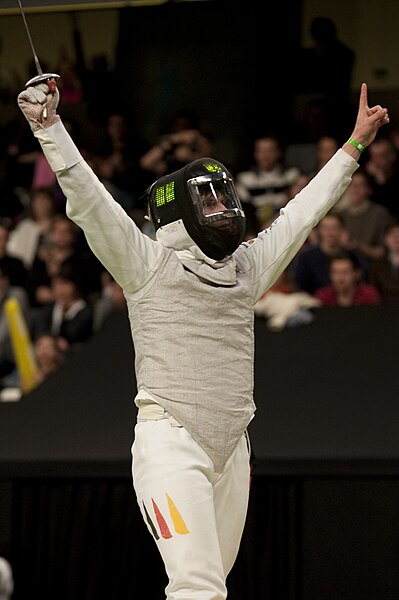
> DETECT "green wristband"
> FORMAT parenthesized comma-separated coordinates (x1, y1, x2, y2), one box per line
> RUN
(347, 137, 366, 153)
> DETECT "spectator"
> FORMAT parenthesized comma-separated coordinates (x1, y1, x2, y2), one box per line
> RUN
(27, 214, 102, 308)
(28, 263, 93, 354)
(315, 250, 380, 307)
(338, 169, 395, 263)
(235, 134, 300, 230)
(369, 222, 399, 305)
(33, 332, 65, 385)
(7, 187, 57, 269)
(364, 138, 399, 218)
(139, 124, 215, 180)
(293, 211, 367, 294)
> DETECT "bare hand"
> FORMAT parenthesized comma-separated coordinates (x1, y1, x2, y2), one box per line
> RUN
(349, 83, 389, 148)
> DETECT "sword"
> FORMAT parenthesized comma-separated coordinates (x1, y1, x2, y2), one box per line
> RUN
(17, 0, 60, 91)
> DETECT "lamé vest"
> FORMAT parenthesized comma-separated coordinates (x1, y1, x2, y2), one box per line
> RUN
(126, 249, 256, 473)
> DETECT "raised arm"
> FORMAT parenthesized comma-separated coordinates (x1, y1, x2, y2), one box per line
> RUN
(17, 82, 163, 293)
(246, 82, 390, 301)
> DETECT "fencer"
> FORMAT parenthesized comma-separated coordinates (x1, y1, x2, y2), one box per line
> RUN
(17, 81, 388, 599)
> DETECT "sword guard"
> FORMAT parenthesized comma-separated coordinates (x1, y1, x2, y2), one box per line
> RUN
(25, 73, 60, 90)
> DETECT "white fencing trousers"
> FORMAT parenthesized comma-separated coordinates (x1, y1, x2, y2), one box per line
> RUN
(131, 408, 251, 600)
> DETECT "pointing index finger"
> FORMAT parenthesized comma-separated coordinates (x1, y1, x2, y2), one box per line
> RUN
(359, 82, 368, 110)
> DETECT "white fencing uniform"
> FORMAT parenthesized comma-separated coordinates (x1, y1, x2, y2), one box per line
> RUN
(32, 120, 358, 598)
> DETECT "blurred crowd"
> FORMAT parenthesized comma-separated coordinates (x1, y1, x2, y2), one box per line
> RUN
(0, 15, 398, 392)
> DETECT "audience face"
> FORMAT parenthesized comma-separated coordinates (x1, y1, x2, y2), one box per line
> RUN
(253, 137, 282, 171)
(51, 276, 81, 307)
(346, 172, 372, 206)
(329, 257, 360, 293)
(34, 334, 63, 372)
(106, 113, 129, 148)
(316, 136, 339, 168)
(31, 189, 56, 222)
(317, 214, 345, 249)
(49, 217, 78, 250)
(367, 139, 397, 174)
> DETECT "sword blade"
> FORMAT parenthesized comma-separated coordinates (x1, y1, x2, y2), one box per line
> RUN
(16, 0, 43, 76)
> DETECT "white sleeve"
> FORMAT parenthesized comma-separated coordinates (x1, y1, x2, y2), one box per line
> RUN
(245, 149, 359, 302)
(34, 121, 163, 293)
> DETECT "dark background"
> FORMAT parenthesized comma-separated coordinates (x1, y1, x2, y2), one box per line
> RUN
(2, 0, 306, 171)
(115, 0, 301, 168)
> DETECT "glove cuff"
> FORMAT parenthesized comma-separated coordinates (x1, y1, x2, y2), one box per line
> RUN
(34, 119, 83, 173)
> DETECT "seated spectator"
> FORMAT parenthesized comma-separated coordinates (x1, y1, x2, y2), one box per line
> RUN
(338, 169, 395, 263)
(235, 134, 300, 230)
(28, 264, 93, 354)
(369, 222, 399, 305)
(364, 138, 399, 218)
(0, 263, 30, 382)
(0, 218, 27, 288)
(33, 332, 65, 385)
(293, 211, 368, 294)
(7, 187, 57, 269)
(27, 214, 102, 308)
(27, 214, 80, 307)
(315, 250, 381, 307)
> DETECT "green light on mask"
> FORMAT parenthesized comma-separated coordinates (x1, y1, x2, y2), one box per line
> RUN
(155, 181, 175, 208)
(203, 162, 222, 173)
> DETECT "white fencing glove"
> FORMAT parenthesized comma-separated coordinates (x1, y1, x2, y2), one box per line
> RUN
(17, 82, 60, 132)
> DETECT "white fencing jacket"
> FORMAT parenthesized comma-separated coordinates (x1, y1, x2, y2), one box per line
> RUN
(34, 121, 358, 471)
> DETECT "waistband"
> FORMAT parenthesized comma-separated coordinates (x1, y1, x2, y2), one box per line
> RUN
(137, 402, 181, 426)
